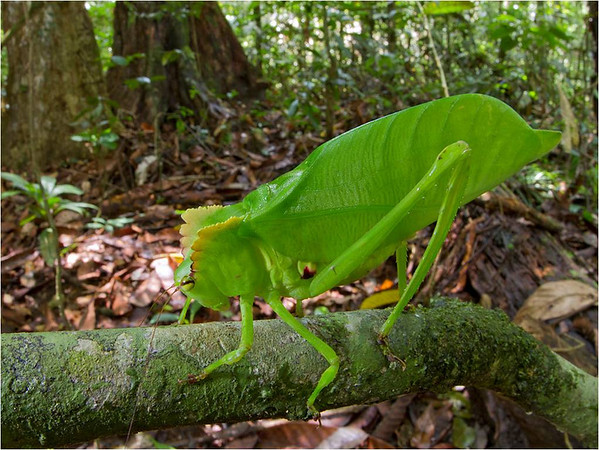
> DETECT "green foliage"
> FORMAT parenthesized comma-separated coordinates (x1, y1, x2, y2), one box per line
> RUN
(1, 172, 97, 226)
(220, 1, 592, 123)
(86, 1, 116, 72)
(423, 1, 474, 16)
(71, 96, 120, 155)
(109, 52, 145, 69)
(85, 216, 134, 233)
(38, 228, 58, 267)
(1, 172, 97, 268)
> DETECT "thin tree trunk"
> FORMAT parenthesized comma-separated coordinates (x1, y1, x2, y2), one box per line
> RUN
(322, 5, 336, 139)
(387, 2, 397, 53)
(1, 300, 596, 448)
(253, 2, 263, 73)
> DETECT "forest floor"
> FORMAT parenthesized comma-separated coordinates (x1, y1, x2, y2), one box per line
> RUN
(1, 99, 597, 449)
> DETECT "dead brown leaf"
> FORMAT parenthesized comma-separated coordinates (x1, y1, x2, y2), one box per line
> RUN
(410, 401, 453, 449)
(79, 300, 97, 330)
(515, 280, 597, 323)
(255, 422, 335, 448)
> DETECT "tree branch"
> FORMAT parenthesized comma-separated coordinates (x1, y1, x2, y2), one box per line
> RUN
(1, 299, 596, 448)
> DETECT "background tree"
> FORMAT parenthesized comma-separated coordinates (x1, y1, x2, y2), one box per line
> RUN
(106, 1, 264, 125)
(1, 2, 105, 170)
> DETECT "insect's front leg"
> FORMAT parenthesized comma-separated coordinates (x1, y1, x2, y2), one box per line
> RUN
(180, 294, 254, 383)
(177, 297, 193, 325)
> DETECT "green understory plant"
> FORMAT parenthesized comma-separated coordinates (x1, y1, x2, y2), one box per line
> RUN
(1, 172, 97, 323)
(85, 215, 134, 234)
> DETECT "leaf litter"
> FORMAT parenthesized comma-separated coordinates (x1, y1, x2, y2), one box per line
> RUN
(1, 99, 597, 448)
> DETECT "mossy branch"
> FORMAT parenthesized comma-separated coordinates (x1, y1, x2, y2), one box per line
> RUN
(1, 299, 597, 448)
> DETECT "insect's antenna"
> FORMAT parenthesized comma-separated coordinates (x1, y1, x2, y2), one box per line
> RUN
(126, 283, 180, 446)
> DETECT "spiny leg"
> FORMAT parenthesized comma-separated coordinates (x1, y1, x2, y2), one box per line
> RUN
(309, 141, 471, 297)
(306, 141, 471, 363)
(266, 292, 339, 419)
(180, 294, 254, 383)
(378, 152, 471, 357)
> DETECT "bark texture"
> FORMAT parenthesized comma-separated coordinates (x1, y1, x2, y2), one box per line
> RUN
(106, 1, 263, 124)
(1, 299, 597, 448)
(1, 1, 105, 171)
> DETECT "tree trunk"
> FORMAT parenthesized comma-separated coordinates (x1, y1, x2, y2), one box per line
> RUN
(322, 4, 337, 140)
(587, 0, 598, 115)
(386, 2, 397, 53)
(253, 3, 263, 73)
(1, 299, 596, 448)
(1, 1, 105, 171)
(106, 1, 263, 124)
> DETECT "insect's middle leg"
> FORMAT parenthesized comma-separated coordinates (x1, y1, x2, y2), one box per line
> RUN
(266, 292, 339, 419)
(181, 294, 254, 383)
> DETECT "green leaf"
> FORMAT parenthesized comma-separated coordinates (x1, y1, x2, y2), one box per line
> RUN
(124, 78, 140, 89)
(360, 289, 399, 309)
(1, 172, 30, 190)
(55, 201, 99, 215)
(71, 134, 90, 143)
(52, 184, 84, 197)
(19, 214, 37, 227)
(148, 435, 176, 449)
(39, 228, 58, 267)
(40, 176, 57, 196)
(161, 49, 182, 66)
(452, 417, 476, 448)
(46, 196, 62, 209)
(287, 99, 299, 117)
(111, 55, 129, 66)
(85, 222, 106, 230)
(423, 1, 474, 15)
(99, 132, 119, 150)
(1, 190, 21, 199)
(314, 306, 330, 315)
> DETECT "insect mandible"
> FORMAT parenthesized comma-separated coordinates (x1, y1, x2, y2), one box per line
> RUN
(173, 94, 561, 417)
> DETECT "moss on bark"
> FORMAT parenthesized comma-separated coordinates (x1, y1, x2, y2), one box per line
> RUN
(1, 299, 597, 447)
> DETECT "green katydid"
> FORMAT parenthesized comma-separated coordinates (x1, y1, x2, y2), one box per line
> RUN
(173, 94, 561, 418)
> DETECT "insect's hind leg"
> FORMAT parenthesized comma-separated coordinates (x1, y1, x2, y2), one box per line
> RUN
(266, 292, 339, 419)
(396, 241, 407, 298)
(181, 294, 254, 383)
(309, 141, 471, 297)
(378, 149, 471, 359)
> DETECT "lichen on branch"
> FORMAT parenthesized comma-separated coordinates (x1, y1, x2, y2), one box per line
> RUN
(1, 299, 597, 448)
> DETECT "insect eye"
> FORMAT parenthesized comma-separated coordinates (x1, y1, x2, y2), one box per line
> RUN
(180, 275, 195, 290)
